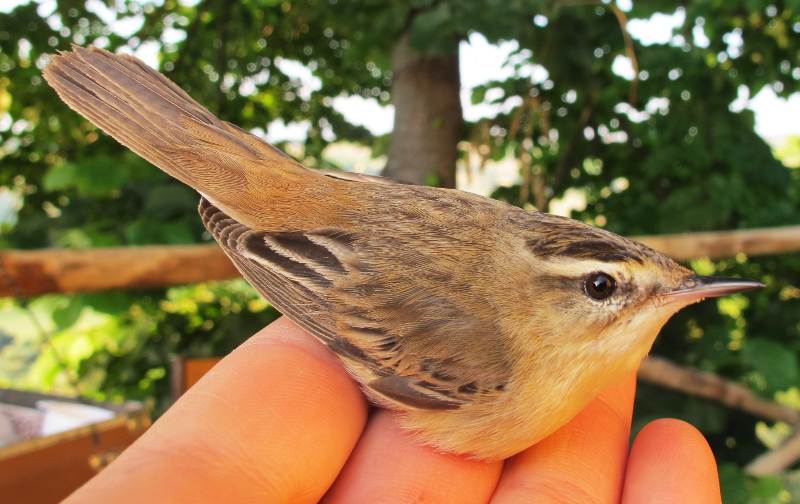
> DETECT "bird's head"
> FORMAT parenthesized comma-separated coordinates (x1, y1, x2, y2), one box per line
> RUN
(508, 211, 763, 364)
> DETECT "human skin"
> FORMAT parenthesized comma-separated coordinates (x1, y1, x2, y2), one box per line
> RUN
(65, 317, 722, 503)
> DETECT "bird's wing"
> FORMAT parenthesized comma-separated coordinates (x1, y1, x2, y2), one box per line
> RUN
(200, 198, 511, 411)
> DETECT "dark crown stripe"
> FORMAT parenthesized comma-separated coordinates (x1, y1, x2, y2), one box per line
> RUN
(526, 237, 644, 263)
(559, 239, 644, 263)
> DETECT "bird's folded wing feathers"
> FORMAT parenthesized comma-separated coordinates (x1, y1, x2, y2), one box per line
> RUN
(200, 198, 510, 411)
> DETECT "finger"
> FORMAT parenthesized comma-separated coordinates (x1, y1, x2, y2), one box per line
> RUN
(67, 317, 368, 503)
(491, 373, 636, 503)
(324, 409, 503, 503)
(621, 418, 721, 504)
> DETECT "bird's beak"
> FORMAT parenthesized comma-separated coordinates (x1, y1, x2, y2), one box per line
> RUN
(663, 275, 764, 305)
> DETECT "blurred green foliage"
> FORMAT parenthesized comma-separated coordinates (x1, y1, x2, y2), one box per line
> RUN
(1, 1, 800, 500)
(0, 281, 279, 413)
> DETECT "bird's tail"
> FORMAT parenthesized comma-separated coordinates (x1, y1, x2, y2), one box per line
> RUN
(43, 45, 323, 228)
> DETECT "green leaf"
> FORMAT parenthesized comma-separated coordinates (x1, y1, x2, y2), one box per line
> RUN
(52, 298, 84, 330)
(43, 157, 129, 197)
(143, 185, 198, 218)
(79, 292, 133, 315)
(124, 220, 195, 245)
(719, 463, 749, 504)
(749, 475, 784, 501)
(55, 228, 120, 248)
(742, 338, 800, 391)
(471, 86, 487, 105)
(409, 3, 457, 53)
(42, 163, 79, 192)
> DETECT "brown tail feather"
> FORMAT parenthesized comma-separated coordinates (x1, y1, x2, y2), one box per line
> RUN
(44, 46, 311, 219)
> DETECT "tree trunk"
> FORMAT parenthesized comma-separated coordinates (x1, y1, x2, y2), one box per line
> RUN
(384, 32, 462, 188)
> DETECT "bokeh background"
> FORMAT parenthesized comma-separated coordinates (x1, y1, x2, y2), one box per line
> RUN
(1, 1, 800, 501)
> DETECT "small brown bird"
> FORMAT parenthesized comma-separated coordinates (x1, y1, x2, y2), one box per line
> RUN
(44, 46, 762, 461)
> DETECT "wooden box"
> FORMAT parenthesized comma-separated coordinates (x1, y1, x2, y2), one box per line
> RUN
(0, 389, 149, 503)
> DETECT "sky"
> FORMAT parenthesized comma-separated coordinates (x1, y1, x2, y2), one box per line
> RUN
(4, 0, 799, 145)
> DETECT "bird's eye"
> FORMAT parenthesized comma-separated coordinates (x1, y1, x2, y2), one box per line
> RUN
(584, 272, 617, 300)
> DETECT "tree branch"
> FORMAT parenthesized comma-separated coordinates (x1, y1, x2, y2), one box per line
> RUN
(0, 245, 238, 297)
(609, 4, 639, 105)
(639, 356, 800, 424)
(634, 225, 800, 261)
(746, 430, 800, 476)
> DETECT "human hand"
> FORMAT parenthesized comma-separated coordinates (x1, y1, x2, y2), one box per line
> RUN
(66, 317, 722, 503)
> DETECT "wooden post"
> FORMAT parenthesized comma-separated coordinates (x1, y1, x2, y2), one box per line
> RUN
(0, 245, 237, 297)
(634, 225, 800, 261)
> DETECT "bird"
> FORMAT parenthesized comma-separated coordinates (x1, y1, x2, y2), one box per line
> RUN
(43, 45, 763, 461)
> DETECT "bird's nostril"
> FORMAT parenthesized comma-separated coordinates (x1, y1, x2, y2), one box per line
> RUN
(680, 276, 701, 290)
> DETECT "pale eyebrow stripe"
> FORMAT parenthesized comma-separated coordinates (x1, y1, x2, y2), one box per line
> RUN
(537, 258, 628, 280)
